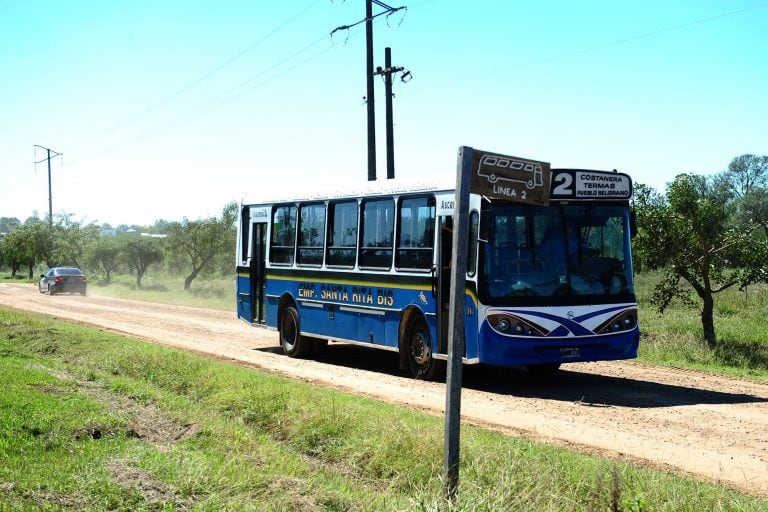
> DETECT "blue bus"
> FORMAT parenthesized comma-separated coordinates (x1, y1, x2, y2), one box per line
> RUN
(235, 170, 638, 379)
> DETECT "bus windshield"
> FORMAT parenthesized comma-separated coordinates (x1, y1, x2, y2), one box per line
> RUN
(479, 203, 634, 303)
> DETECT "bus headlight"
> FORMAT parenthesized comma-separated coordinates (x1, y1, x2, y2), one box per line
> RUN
(488, 314, 548, 337)
(597, 310, 637, 334)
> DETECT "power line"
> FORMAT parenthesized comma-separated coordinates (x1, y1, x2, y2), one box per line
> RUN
(129, 43, 335, 142)
(330, 2, 405, 35)
(60, 0, 424, 166)
(67, 1, 419, 166)
(532, 2, 768, 68)
(71, 1, 322, 150)
(68, 37, 335, 164)
(411, 2, 768, 91)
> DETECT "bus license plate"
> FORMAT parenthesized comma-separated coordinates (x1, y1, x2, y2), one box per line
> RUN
(560, 347, 580, 358)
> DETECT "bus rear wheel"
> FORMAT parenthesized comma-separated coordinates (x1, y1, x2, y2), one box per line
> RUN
(280, 305, 310, 358)
(406, 317, 443, 380)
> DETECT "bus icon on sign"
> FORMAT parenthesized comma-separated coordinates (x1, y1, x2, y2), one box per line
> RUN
(477, 154, 544, 189)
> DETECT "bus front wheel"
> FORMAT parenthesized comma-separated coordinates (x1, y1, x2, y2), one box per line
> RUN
(406, 317, 443, 381)
(280, 305, 310, 358)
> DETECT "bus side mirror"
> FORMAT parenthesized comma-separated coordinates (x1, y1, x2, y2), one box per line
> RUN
(629, 210, 638, 238)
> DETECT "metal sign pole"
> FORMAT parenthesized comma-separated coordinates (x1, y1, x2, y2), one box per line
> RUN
(443, 145, 473, 500)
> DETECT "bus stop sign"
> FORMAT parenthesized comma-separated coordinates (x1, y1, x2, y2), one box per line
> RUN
(470, 150, 551, 205)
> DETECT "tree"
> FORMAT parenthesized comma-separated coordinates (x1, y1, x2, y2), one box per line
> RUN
(47, 214, 99, 268)
(86, 236, 123, 283)
(151, 218, 171, 235)
(0, 218, 52, 278)
(123, 236, 164, 288)
(716, 155, 768, 239)
(0, 234, 22, 275)
(0, 217, 21, 235)
(631, 183, 670, 272)
(721, 154, 768, 198)
(739, 189, 768, 238)
(634, 174, 768, 348)
(166, 202, 237, 290)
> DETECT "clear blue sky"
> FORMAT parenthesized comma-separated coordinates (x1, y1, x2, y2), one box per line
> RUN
(1, 1, 766, 227)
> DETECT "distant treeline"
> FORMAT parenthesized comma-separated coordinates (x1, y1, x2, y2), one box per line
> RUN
(0, 202, 237, 290)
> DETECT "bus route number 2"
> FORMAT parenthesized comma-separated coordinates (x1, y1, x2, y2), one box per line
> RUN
(552, 172, 574, 197)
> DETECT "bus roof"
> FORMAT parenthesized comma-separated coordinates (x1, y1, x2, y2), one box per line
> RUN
(240, 167, 633, 206)
(242, 174, 456, 206)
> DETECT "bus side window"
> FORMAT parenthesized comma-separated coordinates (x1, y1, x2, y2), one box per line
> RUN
(297, 203, 325, 266)
(396, 195, 435, 271)
(326, 200, 358, 267)
(359, 198, 394, 269)
(270, 205, 297, 265)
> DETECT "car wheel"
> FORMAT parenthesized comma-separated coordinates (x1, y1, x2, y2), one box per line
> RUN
(48, 284, 55, 295)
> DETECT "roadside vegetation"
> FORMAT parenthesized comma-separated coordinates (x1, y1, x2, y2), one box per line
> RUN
(4, 268, 767, 382)
(1, 154, 767, 508)
(635, 272, 768, 381)
(2, 307, 767, 511)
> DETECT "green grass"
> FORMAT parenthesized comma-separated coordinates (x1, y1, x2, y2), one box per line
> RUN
(85, 273, 233, 311)
(1, 308, 767, 511)
(635, 271, 768, 380)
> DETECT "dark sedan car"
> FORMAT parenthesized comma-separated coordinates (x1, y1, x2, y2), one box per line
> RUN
(39, 267, 88, 295)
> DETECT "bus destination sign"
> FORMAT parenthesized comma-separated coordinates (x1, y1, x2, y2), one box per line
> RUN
(549, 169, 633, 201)
(470, 150, 552, 206)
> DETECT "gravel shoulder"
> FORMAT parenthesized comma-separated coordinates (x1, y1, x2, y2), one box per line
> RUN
(2, 282, 767, 497)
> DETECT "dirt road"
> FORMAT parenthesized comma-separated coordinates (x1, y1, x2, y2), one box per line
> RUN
(2, 282, 767, 497)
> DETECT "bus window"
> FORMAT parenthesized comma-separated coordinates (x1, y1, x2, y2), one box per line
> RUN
(297, 203, 325, 266)
(480, 204, 634, 300)
(359, 198, 394, 269)
(326, 200, 358, 268)
(240, 206, 250, 263)
(565, 205, 634, 295)
(270, 205, 297, 265)
(396, 196, 435, 270)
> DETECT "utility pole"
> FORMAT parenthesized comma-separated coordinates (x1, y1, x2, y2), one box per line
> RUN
(375, 47, 410, 180)
(366, 0, 376, 181)
(334, 1, 404, 181)
(33, 145, 63, 224)
(331, 0, 406, 181)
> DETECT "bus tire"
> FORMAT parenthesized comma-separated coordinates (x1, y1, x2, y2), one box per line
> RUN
(280, 305, 310, 358)
(406, 317, 443, 381)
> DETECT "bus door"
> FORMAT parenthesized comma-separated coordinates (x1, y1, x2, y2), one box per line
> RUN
(437, 215, 453, 354)
(249, 221, 267, 324)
